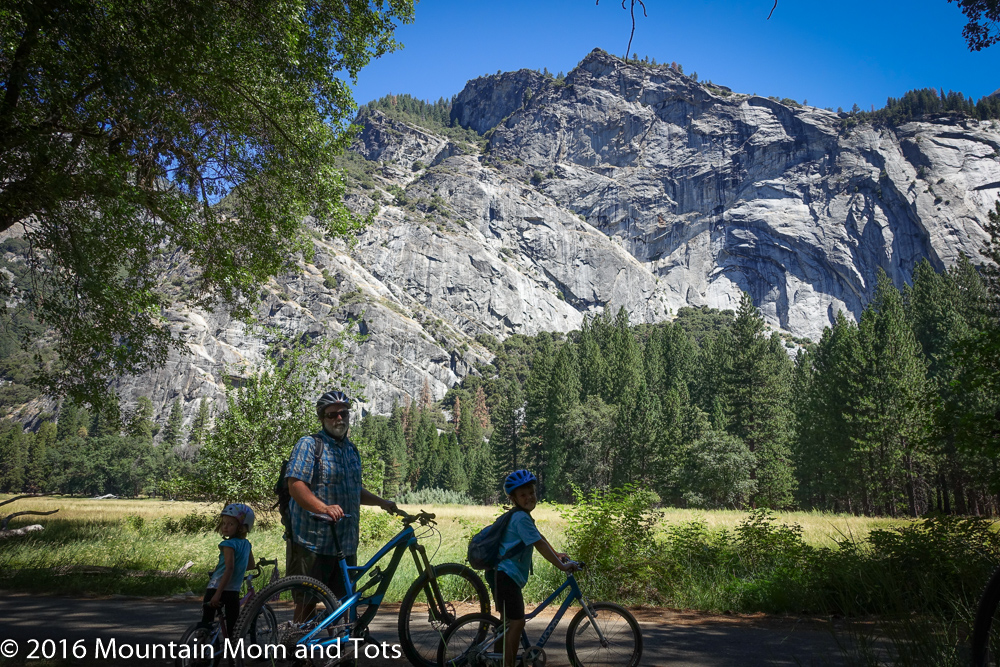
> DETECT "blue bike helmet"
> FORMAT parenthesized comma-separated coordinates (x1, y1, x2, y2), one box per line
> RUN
(504, 469, 537, 496)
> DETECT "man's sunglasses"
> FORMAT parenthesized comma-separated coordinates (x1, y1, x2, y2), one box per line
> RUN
(323, 409, 350, 420)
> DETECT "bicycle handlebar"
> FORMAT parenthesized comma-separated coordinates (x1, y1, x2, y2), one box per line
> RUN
(308, 508, 436, 527)
(308, 512, 354, 523)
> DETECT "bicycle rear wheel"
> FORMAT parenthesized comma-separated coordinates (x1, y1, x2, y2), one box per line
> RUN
(231, 575, 344, 666)
(399, 563, 490, 667)
(175, 623, 216, 667)
(973, 566, 1000, 667)
(436, 613, 501, 667)
(565, 601, 642, 667)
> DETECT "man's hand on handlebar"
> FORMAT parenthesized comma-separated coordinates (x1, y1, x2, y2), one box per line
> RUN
(322, 504, 345, 522)
(381, 499, 399, 515)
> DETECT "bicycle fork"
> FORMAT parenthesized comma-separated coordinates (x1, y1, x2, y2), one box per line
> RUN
(409, 544, 452, 623)
(575, 596, 611, 648)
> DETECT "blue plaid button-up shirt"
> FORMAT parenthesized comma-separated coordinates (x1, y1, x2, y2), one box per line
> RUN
(286, 430, 363, 556)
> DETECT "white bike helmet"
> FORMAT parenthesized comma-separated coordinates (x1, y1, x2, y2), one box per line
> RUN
(220, 503, 255, 531)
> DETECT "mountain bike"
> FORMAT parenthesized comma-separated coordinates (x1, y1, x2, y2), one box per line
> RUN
(437, 561, 642, 667)
(176, 557, 281, 667)
(230, 510, 489, 667)
(973, 564, 1000, 666)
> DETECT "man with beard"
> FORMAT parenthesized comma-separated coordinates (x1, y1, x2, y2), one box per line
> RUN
(286, 390, 398, 604)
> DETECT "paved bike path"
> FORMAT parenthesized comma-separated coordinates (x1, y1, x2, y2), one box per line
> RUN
(0, 592, 851, 666)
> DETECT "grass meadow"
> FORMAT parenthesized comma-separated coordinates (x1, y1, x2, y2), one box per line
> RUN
(5, 494, 1000, 665)
(0, 493, 902, 601)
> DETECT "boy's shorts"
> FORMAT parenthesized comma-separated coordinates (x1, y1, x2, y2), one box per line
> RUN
(493, 570, 525, 621)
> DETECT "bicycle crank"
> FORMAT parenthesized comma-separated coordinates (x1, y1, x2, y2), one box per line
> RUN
(522, 646, 547, 667)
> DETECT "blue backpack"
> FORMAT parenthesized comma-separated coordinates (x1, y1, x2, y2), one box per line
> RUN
(467, 507, 530, 570)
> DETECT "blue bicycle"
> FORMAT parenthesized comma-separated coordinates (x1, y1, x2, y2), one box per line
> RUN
(230, 510, 489, 667)
(437, 562, 642, 667)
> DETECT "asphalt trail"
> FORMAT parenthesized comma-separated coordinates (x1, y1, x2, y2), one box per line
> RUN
(0, 592, 852, 666)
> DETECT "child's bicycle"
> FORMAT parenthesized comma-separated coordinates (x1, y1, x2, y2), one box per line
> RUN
(229, 510, 490, 667)
(437, 561, 642, 667)
(176, 557, 281, 667)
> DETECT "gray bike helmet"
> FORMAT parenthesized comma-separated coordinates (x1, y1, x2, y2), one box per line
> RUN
(316, 390, 352, 419)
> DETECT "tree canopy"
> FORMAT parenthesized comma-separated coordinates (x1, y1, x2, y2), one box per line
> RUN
(950, 0, 1000, 50)
(0, 0, 413, 406)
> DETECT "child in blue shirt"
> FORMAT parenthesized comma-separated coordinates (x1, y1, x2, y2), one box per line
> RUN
(495, 470, 580, 667)
(201, 503, 255, 636)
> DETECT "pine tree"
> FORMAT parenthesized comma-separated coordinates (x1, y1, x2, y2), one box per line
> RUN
(578, 315, 610, 400)
(187, 397, 211, 449)
(613, 379, 662, 488)
(57, 402, 83, 442)
(439, 430, 467, 492)
(473, 386, 490, 430)
(0, 423, 26, 492)
(490, 378, 524, 480)
(794, 312, 863, 512)
(162, 399, 185, 449)
(541, 344, 581, 499)
(522, 336, 554, 487)
(127, 397, 155, 441)
(851, 271, 930, 516)
(25, 421, 56, 492)
(722, 292, 796, 508)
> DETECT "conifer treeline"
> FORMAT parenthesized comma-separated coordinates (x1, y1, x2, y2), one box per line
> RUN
(0, 397, 204, 497)
(848, 87, 1000, 126)
(3, 248, 998, 516)
(355, 257, 999, 516)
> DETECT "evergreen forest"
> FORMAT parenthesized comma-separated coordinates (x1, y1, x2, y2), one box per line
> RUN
(3, 249, 1000, 517)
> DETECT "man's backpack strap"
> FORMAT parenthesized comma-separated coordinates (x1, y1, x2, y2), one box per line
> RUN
(310, 432, 325, 485)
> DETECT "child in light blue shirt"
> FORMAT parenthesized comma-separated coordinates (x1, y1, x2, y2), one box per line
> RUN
(201, 503, 255, 635)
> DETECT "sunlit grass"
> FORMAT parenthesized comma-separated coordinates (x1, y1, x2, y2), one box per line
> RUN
(0, 494, 909, 600)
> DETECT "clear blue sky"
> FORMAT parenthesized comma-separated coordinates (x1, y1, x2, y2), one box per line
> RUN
(350, 0, 1000, 113)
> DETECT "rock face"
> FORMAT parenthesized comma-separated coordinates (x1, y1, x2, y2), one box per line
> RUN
(114, 48, 999, 431)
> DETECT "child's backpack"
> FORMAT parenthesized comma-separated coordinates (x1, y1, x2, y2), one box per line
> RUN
(467, 507, 530, 570)
(273, 435, 324, 540)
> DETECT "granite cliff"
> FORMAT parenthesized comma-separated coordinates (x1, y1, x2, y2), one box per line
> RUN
(106, 48, 999, 430)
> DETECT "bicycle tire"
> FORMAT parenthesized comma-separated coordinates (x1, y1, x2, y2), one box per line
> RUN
(398, 563, 491, 667)
(436, 613, 501, 667)
(175, 623, 216, 667)
(973, 566, 1000, 667)
(231, 575, 342, 667)
(246, 603, 278, 648)
(565, 601, 643, 667)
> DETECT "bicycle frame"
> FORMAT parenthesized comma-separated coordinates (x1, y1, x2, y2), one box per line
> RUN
(475, 573, 609, 660)
(297, 516, 441, 649)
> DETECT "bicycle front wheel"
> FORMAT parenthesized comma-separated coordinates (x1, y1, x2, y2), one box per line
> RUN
(437, 613, 501, 667)
(399, 563, 490, 667)
(566, 601, 642, 667)
(973, 566, 1000, 667)
(231, 575, 343, 666)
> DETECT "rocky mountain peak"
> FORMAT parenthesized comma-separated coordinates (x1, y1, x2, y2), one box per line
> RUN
(94, 51, 1000, 429)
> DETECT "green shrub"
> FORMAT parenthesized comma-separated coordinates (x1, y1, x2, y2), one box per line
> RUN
(393, 487, 475, 505)
(560, 484, 663, 604)
(411, 160, 425, 172)
(358, 507, 399, 544)
(160, 511, 217, 535)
